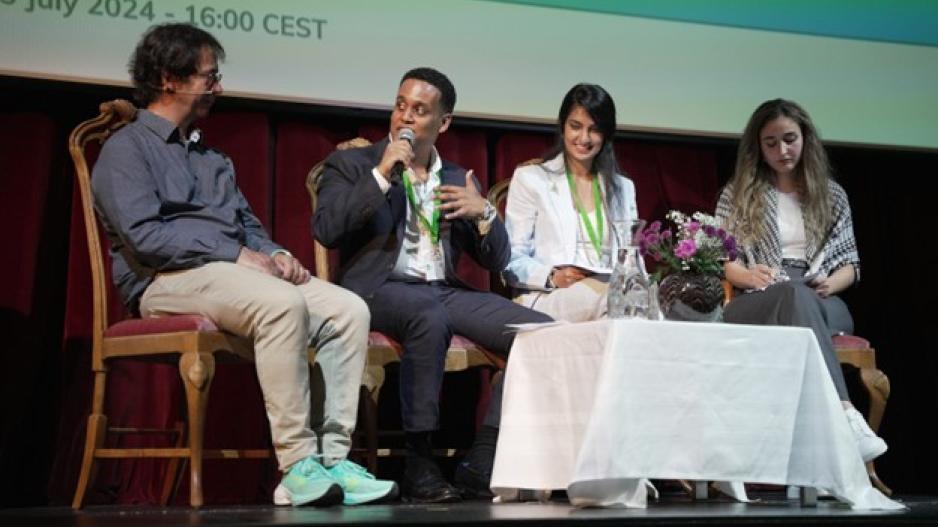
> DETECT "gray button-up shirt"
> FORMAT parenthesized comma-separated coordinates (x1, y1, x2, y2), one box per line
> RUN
(92, 109, 281, 313)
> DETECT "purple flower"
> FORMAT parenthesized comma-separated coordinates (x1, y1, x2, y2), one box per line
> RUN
(686, 221, 700, 234)
(723, 237, 736, 251)
(661, 229, 672, 240)
(648, 220, 662, 233)
(702, 225, 716, 237)
(716, 228, 727, 240)
(674, 239, 697, 259)
(644, 232, 660, 245)
(727, 249, 738, 261)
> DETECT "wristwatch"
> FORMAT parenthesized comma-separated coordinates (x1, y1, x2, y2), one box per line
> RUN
(479, 201, 497, 222)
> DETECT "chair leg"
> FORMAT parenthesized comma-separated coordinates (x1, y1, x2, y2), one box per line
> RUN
(159, 421, 187, 506)
(678, 479, 694, 497)
(867, 461, 893, 496)
(362, 364, 385, 406)
(72, 413, 107, 508)
(858, 366, 891, 495)
(179, 352, 216, 508)
(859, 367, 890, 432)
(72, 371, 108, 509)
(361, 364, 385, 473)
(359, 386, 379, 474)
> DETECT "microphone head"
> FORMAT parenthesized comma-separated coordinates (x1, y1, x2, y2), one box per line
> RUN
(397, 128, 416, 145)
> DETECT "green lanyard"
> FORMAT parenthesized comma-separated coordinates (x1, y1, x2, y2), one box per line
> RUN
(565, 169, 604, 259)
(402, 170, 441, 244)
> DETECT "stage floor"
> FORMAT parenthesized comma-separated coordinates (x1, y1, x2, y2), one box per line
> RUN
(3, 494, 937, 527)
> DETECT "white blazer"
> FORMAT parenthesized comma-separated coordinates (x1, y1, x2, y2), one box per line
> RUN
(503, 153, 638, 291)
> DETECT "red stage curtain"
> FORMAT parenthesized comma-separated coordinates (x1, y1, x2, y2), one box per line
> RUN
(272, 120, 349, 271)
(0, 113, 63, 507)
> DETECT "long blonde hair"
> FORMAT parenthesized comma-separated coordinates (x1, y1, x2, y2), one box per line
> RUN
(726, 99, 832, 247)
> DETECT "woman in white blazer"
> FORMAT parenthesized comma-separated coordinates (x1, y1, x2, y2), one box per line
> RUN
(503, 84, 638, 321)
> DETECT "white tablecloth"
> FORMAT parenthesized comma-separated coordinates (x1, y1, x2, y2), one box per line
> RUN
(490, 319, 902, 510)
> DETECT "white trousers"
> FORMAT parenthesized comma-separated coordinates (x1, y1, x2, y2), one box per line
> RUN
(515, 277, 608, 322)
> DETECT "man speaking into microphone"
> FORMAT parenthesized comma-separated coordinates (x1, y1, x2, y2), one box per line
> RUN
(314, 68, 552, 503)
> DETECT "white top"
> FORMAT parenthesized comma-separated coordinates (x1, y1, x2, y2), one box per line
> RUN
(777, 190, 807, 260)
(386, 148, 447, 281)
(572, 210, 613, 270)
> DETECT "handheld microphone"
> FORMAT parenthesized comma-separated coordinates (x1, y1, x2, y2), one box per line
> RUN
(390, 128, 415, 181)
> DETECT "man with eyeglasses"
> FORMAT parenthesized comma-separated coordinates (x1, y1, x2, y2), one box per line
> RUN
(314, 67, 553, 503)
(92, 22, 396, 507)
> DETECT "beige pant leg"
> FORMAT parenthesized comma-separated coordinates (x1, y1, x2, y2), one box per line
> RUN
(516, 277, 608, 322)
(295, 276, 369, 465)
(140, 262, 317, 471)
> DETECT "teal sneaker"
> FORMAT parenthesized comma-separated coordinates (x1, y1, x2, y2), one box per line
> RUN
(275, 456, 343, 506)
(327, 459, 399, 505)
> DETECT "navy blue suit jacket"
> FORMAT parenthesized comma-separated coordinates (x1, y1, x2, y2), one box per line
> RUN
(313, 138, 510, 299)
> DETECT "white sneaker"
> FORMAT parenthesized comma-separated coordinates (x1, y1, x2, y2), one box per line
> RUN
(845, 407, 887, 462)
(273, 483, 290, 505)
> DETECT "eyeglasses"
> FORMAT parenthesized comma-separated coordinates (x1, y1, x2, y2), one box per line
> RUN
(193, 71, 223, 87)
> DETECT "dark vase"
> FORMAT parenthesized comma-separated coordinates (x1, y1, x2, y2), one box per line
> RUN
(658, 272, 724, 321)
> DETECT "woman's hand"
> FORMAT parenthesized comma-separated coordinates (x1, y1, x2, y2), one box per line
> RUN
(813, 276, 834, 298)
(812, 264, 855, 297)
(724, 260, 775, 290)
(550, 266, 589, 288)
(747, 264, 776, 289)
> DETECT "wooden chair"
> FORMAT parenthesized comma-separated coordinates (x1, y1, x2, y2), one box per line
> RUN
(487, 177, 513, 215)
(69, 100, 269, 508)
(721, 281, 892, 495)
(306, 138, 506, 474)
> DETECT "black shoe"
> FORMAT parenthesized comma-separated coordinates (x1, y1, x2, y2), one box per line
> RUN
(454, 459, 494, 500)
(401, 456, 462, 503)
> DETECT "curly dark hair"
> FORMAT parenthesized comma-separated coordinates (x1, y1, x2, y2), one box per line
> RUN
(129, 23, 225, 106)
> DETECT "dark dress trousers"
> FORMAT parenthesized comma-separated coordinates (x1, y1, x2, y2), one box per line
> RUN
(314, 138, 552, 431)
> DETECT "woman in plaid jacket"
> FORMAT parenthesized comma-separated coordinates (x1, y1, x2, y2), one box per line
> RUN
(716, 98, 887, 464)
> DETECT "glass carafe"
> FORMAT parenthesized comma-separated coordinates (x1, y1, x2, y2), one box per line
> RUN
(607, 220, 652, 319)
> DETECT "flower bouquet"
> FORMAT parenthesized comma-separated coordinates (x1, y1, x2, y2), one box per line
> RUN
(637, 211, 738, 319)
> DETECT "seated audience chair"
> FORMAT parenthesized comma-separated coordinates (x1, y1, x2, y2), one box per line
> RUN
(68, 100, 269, 508)
(306, 138, 506, 474)
(720, 281, 892, 495)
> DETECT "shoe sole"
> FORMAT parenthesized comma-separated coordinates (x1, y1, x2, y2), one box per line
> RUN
(344, 483, 400, 506)
(287, 483, 344, 507)
(453, 472, 494, 500)
(401, 492, 462, 504)
(455, 486, 495, 500)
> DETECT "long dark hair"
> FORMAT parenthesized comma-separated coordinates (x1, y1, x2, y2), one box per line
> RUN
(726, 98, 832, 247)
(542, 83, 626, 219)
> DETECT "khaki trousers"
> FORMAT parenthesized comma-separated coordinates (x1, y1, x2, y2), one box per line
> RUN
(139, 262, 368, 470)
